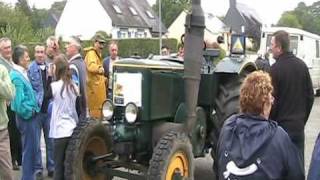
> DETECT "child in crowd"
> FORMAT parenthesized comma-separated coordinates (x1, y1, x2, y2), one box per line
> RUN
(48, 54, 79, 180)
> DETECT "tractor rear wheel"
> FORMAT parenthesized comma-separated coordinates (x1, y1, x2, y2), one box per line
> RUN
(215, 77, 241, 129)
(64, 119, 112, 180)
(147, 131, 194, 180)
(211, 77, 242, 170)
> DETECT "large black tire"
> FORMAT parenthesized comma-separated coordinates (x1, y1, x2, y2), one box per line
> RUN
(210, 77, 241, 170)
(148, 131, 194, 180)
(64, 119, 112, 180)
(215, 77, 241, 129)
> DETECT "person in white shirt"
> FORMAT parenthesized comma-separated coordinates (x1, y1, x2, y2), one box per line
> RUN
(48, 54, 79, 180)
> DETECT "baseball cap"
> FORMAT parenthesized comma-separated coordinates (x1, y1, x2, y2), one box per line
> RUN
(93, 33, 107, 43)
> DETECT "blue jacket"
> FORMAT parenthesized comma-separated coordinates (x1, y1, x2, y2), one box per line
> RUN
(217, 114, 304, 180)
(308, 133, 320, 180)
(10, 69, 39, 120)
(28, 61, 48, 108)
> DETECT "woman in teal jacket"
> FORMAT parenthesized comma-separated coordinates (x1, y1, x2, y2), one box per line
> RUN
(10, 62, 39, 119)
(10, 45, 40, 180)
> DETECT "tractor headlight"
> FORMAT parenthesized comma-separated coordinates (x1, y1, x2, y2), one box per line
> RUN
(125, 103, 138, 124)
(102, 100, 114, 121)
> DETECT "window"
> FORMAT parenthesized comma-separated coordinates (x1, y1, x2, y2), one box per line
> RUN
(266, 34, 272, 52)
(113, 5, 122, 14)
(129, 7, 138, 16)
(290, 36, 298, 55)
(117, 28, 128, 38)
(146, 10, 154, 18)
(135, 29, 145, 38)
(316, 40, 320, 58)
(266, 34, 299, 55)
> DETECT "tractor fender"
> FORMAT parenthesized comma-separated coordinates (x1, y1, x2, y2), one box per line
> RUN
(215, 56, 257, 74)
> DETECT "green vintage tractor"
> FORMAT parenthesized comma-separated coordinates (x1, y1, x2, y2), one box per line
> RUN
(64, 1, 256, 180)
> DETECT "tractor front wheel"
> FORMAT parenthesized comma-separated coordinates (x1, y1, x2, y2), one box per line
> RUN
(148, 131, 194, 180)
(64, 119, 112, 180)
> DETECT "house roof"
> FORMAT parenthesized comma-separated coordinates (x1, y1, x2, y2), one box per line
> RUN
(236, 3, 262, 25)
(130, 0, 167, 33)
(98, 0, 167, 33)
(223, 0, 262, 38)
(205, 13, 227, 33)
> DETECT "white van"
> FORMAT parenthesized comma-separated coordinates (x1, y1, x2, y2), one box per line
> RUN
(259, 26, 320, 94)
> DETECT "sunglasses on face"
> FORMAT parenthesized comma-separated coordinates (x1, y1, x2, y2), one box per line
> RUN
(98, 41, 105, 45)
(36, 51, 44, 53)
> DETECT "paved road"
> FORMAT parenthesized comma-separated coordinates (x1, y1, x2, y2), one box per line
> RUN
(14, 97, 320, 180)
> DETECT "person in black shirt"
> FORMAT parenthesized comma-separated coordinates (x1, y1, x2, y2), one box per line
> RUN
(255, 52, 271, 72)
(217, 71, 304, 180)
(269, 30, 314, 169)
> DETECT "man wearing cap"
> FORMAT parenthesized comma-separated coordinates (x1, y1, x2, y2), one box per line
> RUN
(84, 33, 107, 119)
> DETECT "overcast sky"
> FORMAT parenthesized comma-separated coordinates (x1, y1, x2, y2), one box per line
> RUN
(1, 0, 319, 25)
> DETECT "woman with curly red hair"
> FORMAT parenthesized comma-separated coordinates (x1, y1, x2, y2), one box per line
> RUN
(216, 71, 304, 180)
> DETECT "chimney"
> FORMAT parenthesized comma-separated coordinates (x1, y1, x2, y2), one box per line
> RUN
(230, 0, 236, 8)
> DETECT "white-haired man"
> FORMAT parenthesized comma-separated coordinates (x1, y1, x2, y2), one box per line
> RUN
(65, 36, 88, 119)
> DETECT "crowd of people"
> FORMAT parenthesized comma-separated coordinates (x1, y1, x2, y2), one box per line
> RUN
(0, 30, 319, 180)
(0, 33, 119, 180)
(217, 30, 318, 180)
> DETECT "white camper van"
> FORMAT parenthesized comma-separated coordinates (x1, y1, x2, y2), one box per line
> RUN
(259, 26, 320, 94)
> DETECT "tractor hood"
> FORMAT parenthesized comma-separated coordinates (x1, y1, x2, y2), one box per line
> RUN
(113, 58, 184, 70)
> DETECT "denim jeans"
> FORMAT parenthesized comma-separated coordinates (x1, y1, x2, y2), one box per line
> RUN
(34, 112, 54, 173)
(16, 115, 41, 180)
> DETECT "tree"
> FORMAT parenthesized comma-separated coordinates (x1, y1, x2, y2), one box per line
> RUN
(50, 0, 67, 13)
(277, 12, 302, 29)
(152, 0, 190, 28)
(0, 2, 53, 45)
(15, 0, 32, 17)
(277, 1, 320, 35)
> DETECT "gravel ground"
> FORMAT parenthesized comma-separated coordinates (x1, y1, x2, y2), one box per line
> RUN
(14, 97, 320, 180)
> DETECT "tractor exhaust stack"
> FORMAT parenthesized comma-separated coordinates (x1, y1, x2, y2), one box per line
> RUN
(183, 0, 205, 133)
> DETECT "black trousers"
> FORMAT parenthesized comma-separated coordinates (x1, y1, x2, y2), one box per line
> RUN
(53, 137, 70, 180)
(289, 131, 305, 169)
(7, 108, 22, 165)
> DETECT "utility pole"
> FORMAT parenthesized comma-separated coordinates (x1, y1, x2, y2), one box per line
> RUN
(159, 0, 162, 54)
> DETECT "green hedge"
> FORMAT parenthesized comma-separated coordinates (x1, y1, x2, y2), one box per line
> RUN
(82, 38, 178, 58)
(19, 38, 178, 60)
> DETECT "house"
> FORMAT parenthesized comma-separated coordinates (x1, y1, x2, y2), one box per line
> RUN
(224, 0, 262, 41)
(55, 0, 166, 40)
(42, 10, 62, 29)
(168, 11, 228, 48)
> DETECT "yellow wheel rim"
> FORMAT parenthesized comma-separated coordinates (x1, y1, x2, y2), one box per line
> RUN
(166, 151, 189, 180)
(82, 136, 108, 180)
